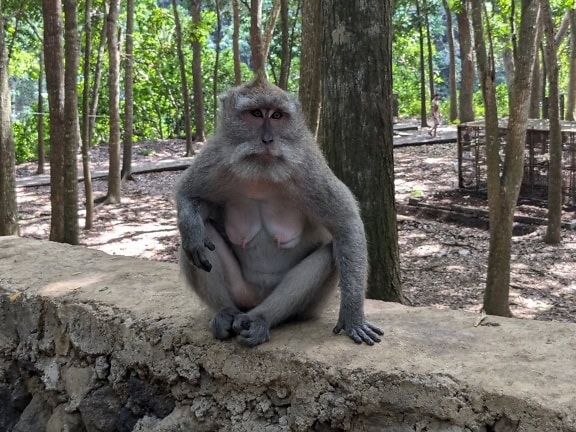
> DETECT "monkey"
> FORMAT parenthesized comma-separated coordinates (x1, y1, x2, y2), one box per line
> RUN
(175, 76, 383, 347)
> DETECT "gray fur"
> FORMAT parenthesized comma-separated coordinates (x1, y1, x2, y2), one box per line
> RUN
(175, 78, 383, 346)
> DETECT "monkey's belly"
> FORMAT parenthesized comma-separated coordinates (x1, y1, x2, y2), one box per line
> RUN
(224, 198, 305, 249)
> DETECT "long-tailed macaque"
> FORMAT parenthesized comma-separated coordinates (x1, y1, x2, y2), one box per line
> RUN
(175, 77, 382, 347)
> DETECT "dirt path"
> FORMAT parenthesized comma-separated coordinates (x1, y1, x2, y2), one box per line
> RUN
(15, 133, 576, 323)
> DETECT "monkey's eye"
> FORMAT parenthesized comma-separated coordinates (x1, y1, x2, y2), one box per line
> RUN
(270, 111, 283, 120)
(251, 109, 263, 118)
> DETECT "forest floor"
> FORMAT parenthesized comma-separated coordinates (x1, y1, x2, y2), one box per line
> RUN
(15, 124, 576, 323)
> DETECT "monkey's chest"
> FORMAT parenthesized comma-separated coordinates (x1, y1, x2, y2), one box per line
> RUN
(224, 197, 305, 249)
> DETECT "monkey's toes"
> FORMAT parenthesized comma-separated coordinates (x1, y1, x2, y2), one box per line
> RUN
(210, 307, 239, 340)
(233, 314, 270, 347)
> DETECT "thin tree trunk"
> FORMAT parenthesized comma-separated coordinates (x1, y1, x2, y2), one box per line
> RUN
(43, 0, 66, 241)
(542, 1, 562, 245)
(250, 0, 266, 78)
(299, 0, 321, 137)
(424, 0, 434, 99)
(0, 3, 19, 236)
(213, 0, 222, 127)
(472, 0, 541, 317)
(122, 0, 135, 181)
(232, 0, 242, 84)
(88, 2, 108, 145)
(528, 19, 543, 119)
(278, 0, 290, 89)
(105, 0, 121, 204)
(190, 0, 206, 142)
(37, 47, 45, 175)
(416, 0, 428, 128)
(262, 0, 281, 62)
(320, 0, 402, 302)
(172, 0, 194, 156)
(442, 0, 458, 122)
(62, 0, 80, 245)
(566, 9, 576, 120)
(457, 0, 475, 122)
(81, 0, 94, 229)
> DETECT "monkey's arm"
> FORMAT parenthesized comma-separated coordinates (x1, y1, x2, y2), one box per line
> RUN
(304, 163, 383, 345)
(175, 152, 220, 272)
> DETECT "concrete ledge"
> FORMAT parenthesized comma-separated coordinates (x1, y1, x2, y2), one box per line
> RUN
(0, 236, 574, 432)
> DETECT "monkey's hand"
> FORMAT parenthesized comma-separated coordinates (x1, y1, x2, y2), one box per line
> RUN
(182, 235, 215, 272)
(333, 317, 383, 346)
(232, 314, 270, 347)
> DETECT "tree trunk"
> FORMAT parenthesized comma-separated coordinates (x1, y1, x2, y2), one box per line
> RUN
(122, 0, 135, 181)
(0, 4, 19, 236)
(89, 2, 108, 145)
(442, 0, 458, 122)
(62, 0, 80, 245)
(172, 0, 194, 156)
(37, 47, 45, 175)
(213, 0, 222, 127)
(81, 0, 94, 229)
(457, 0, 475, 122)
(105, 0, 122, 204)
(250, 0, 266, 78)
(190, 0, 206, 142)
(232, 0, 242, 84)
(416, 0, 428, 128)
(528, 19, 542, 119)
(424, 0, 435, 99)
(320, 0, 402, 302)
(566, 9, 576, 121)
(542, 1, 562, 245)
(262, 0, 281, 63)
(43, 0, 66, 241)
(298, 0, 321, 136)
(278, 0, 290, 89)
(472, 0, 540, 317)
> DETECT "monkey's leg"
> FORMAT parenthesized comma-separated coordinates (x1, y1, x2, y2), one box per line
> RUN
(181, 223, 258, 340)
(232, 243, 337, 346)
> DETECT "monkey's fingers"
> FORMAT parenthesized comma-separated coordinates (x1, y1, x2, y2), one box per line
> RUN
(185, 248, 213, 272)
(343, 324, 383, 345)
(204, 239, 216, 251)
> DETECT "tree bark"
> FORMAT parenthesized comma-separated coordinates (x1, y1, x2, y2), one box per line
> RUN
(213, 0, 222, 127)
(424, 0, 435, 99)
(250, 0, 266, 78)
(62, 0, 80, 245)
(472, 0, 541, 317)
(172, 0, 194, 155)
(566, 9, 576, 121)
(88, 2, 108, 145)
(37, 48, 45, 175)
(232, 0, 242, 84)
(190, 0, 206, 142)
(416, 0, 428, 128)
(105, 0, 122, 204)
(542, 1, 562, 245)
(122, 0, 135, 181)
(457, 0, 475, 122)
(81, 0, 94, 229)
(320, 0, 402, 302)
(299, 0, 321, 136)
(43, 0, 66, 241)
(0, 4, 19, 236)
(528, 18, 542, 119)
(442, 0, 458, 122)
(278, 0, 290, 89)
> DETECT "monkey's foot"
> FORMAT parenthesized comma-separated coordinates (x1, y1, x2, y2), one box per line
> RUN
(232, 314, 270, 347)
(210, 307, 240, 340)
(333, 321, 384, 346)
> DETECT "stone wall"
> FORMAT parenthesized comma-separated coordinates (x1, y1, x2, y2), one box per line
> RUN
(0, 236, 575, 432)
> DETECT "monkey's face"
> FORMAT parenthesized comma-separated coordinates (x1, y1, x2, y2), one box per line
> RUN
(218, 82, 310, 182)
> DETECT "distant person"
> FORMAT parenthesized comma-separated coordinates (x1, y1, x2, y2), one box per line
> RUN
(429, 94, 440, 137)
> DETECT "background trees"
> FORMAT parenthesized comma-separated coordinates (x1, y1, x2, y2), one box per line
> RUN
(1, 0, 574, 312)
